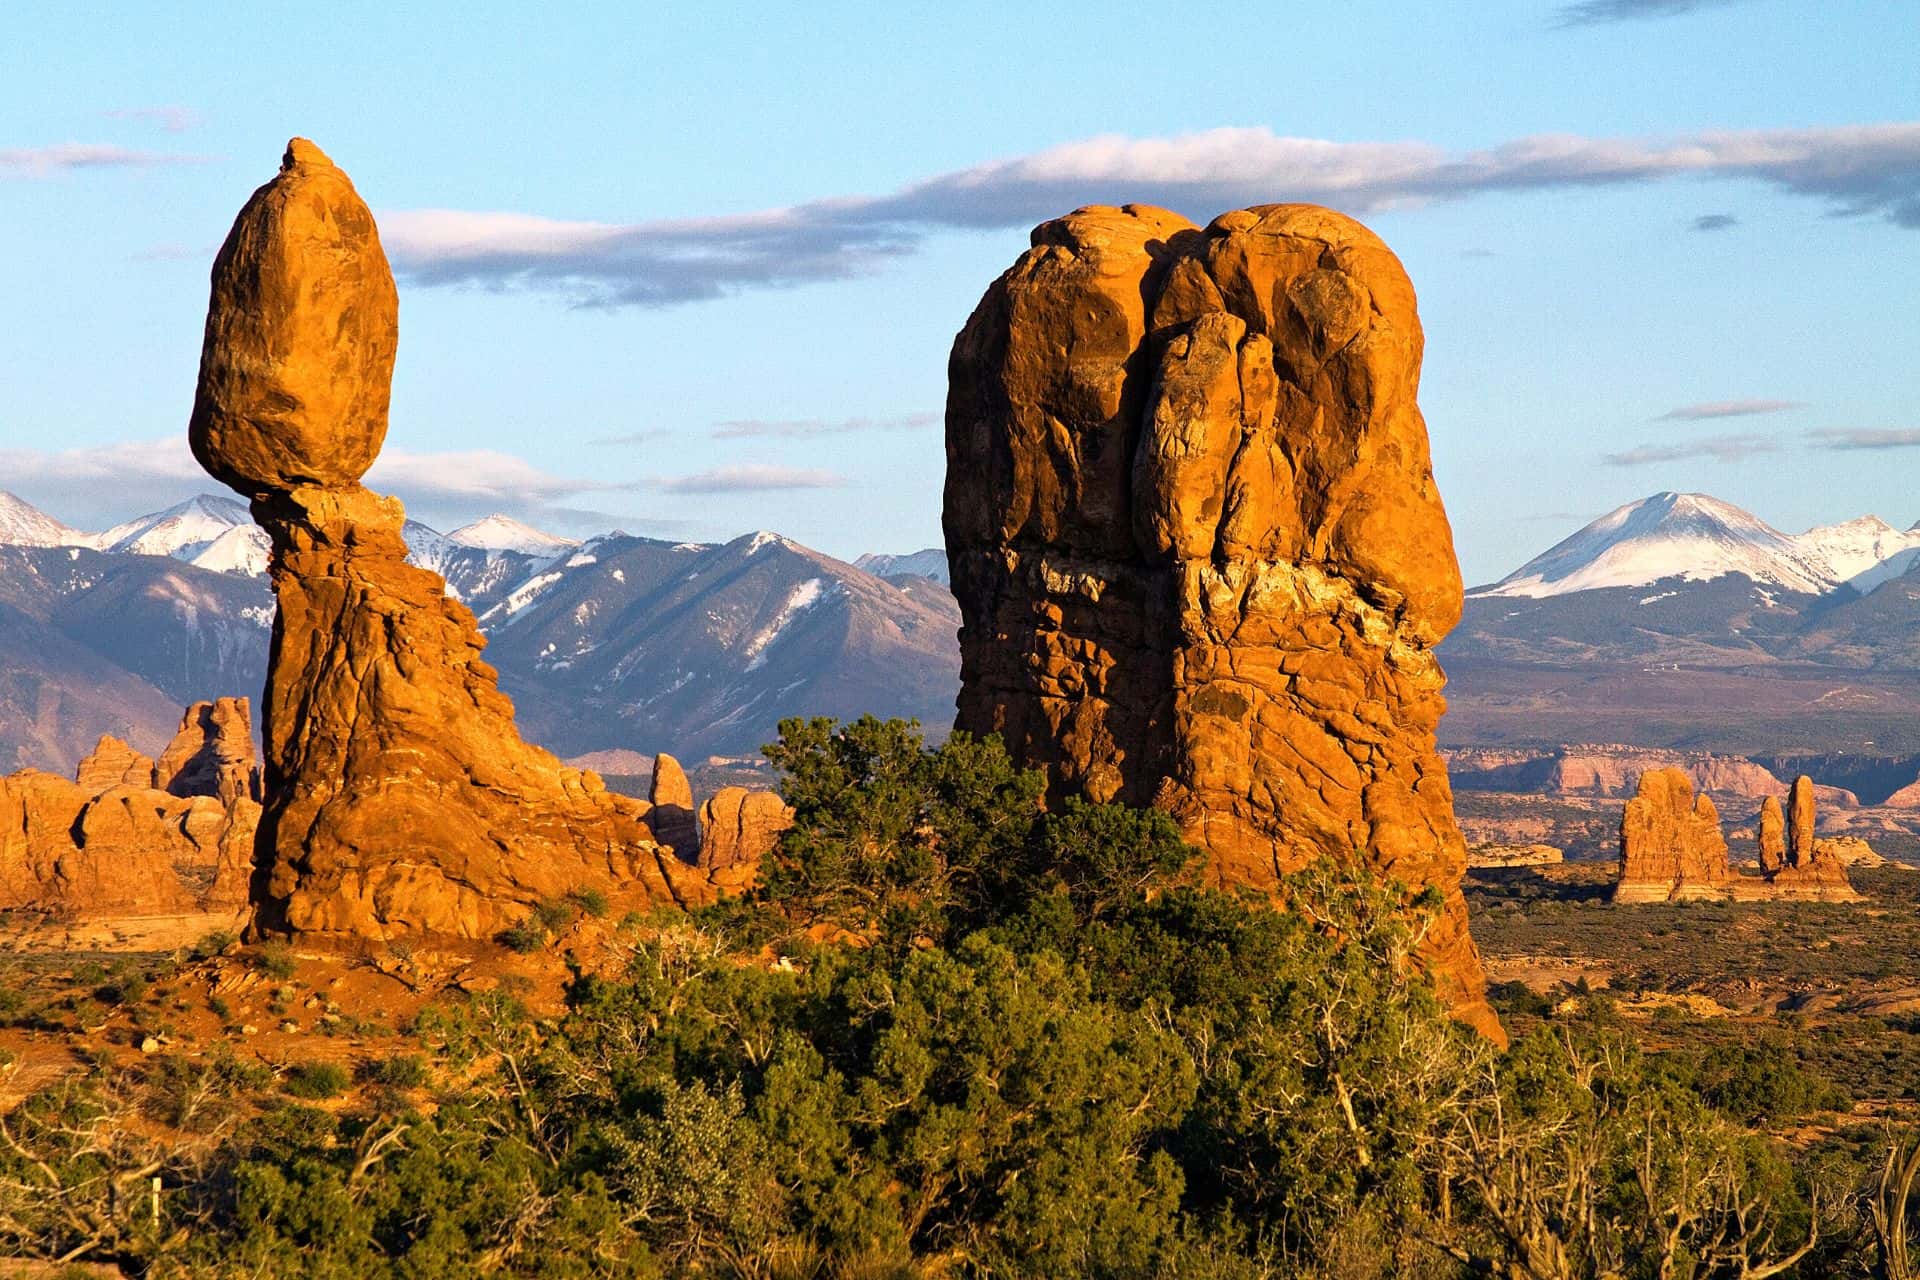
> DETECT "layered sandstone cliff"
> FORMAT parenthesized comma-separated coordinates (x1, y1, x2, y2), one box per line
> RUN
(944, 202, 1497, 1038)
(187, 140, 708, 940)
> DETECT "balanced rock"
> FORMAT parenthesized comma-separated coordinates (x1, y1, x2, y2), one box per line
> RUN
(1613, 768, 1730, 903)
(1756, 794, 1786, 872)
(75, 736, 156, 795)
(945, 203, 1496, 1038)
(697, 787, 793, 891)
(188, 140, 705, 940)
(154, 697, 259, 805)
(648, 753, 700, 858)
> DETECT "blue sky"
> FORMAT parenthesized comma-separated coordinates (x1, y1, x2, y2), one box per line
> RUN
(3, 0, 1916, 583)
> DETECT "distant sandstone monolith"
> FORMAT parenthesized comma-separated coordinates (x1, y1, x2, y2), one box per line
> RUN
(1767, 775, 1861, 900)
(189, 139, 707, 939)
(1756, 794, 1786, 872)
(944, 202, 1497, 1038)
(1614, 767, 1732, 903)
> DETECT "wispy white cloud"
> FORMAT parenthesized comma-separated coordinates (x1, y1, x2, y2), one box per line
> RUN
(1603, 433, 1781, 466)
(710, 412, 938, 440)
(105, 106, 203, 134)
(589, 413, 937, 445)
(1658, 399, 1803, 420)
(378, 122, 1920, 307)
(1806, 427, 1920, 451)
(660, 465, 845, 493)
(0, 437, 638, 532)
(1552, 0, 1747, 28)
(0, 143, 205, 178)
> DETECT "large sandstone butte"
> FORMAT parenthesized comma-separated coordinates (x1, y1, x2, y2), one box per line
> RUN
(1614, 767, 1731, 903)
(944, 202, 1497, 1037)
(188, 140, 707, 940)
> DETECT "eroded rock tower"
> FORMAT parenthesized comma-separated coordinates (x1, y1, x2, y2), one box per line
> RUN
(944, 202, 1497, 1037)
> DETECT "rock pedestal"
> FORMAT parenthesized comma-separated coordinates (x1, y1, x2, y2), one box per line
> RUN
(944, 202, 1497, 1038)
(188, 140, 705, 940)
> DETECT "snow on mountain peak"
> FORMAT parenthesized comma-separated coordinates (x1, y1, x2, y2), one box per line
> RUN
(100, 494, 251, 560)
(1475, 492, 1836, 599)
(446, 514, 579, 555)
(0, 490, 92, 548)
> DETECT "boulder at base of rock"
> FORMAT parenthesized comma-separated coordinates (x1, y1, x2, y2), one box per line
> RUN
(648, 753, 700, 859)
(944, 202, 1498, 1040)
(697, 787, 793, 892)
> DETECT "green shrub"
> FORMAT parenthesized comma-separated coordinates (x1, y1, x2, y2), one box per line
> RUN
(252, 941, 297, 980)
(282, 1060, 350, 1100)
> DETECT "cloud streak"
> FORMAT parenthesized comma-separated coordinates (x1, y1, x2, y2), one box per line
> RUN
(1658, 399, 1803, 420)
(379, 121, 1920, 307)
(1602, 432, 1781, 466)
(1552, 0, 1746, 28)
(1806, 428, 1920, 451)
(660, 465, 845, 493)
(0, 143, 206, 178)
(1690, 212, 1739, 232)
(105, 106, 202, 134)
(0, 438, 629, 531)
(710, 412, 938, 440)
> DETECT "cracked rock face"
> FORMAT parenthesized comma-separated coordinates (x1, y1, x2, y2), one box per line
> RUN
(944, 202, 1498, 1039)
(189, 140, 707, 940)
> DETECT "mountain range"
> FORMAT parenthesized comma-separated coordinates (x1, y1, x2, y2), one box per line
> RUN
(16, 484, 1920, 788)
(0, 491, 959, 775)
(1445, 491, 1920, 770)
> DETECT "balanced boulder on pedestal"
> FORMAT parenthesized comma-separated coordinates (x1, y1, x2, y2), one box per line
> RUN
(944, 203, 1497, 1038)
(189, 140, 706, 940)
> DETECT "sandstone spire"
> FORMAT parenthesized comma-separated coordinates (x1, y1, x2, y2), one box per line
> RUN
(1786, 774, 1816, 866)
(189, 140, 705, 939)
(944, 203, 1497, 1039)
(1756, 794, 1786, 872)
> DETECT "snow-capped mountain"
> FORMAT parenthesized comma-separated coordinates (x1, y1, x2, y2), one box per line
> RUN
(189, 524, 272, 576)
(448, 514, 579, 555)
(98, 494, 253, 560)
(855, 548, 950, 584)
(0, 493, 961, 772)
(0, 491, 95, 548)
(1474, 492, 1920, 600)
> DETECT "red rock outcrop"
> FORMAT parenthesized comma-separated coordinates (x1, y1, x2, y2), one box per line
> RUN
(155, 697, 259, 805)
(75, 736, 156, 794)
(0, 708, 261, 918)
(697, 787, 793, 892)
(648, 753, 700, 859)
(1757, 795, 1786, 872)
(1613, 768, 1732, 903)
(1766, 775, 1861, 900)
(188, 140, 704, 940)
(944, 202, 1497, 1038)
